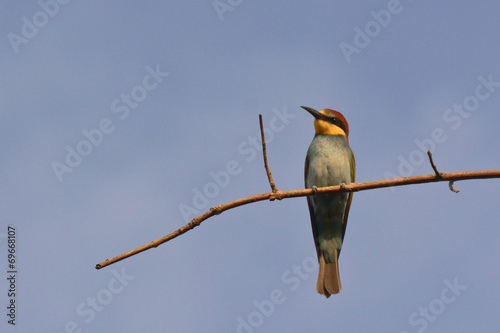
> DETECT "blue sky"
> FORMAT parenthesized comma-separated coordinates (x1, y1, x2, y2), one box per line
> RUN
(1, 1, 500, 332)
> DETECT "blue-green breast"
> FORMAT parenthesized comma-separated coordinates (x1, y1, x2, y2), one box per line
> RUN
(305, 134, 354, 261)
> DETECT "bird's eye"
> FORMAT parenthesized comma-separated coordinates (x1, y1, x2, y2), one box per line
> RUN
(330, 118, 337, 124)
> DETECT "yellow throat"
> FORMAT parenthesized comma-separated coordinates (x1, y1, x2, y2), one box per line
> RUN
(314, 119, 346, 137)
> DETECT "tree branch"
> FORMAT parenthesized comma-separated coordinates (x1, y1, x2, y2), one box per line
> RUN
(95, 116, 500, 270)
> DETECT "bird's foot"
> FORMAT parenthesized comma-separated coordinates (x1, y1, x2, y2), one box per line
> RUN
(340, 183, 346, 191)
(311, 185, 318, 197)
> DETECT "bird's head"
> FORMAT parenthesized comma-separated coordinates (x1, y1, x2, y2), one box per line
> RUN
(301, 106, 350, 141)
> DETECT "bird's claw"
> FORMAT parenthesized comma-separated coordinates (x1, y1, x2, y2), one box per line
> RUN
(312, 185, 318, 197)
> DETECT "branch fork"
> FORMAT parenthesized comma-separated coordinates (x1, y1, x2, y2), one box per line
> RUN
(427, 150, 460, 193)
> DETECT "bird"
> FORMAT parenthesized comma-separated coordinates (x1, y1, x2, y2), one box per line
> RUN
(302, 106, 356, 298)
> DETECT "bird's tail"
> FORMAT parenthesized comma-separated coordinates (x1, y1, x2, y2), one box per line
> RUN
(317, 250, 341, 298)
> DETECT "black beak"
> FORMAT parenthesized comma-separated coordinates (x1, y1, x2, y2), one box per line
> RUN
(301, 106, 328, 121)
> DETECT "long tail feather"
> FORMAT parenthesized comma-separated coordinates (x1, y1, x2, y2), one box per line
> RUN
(317, 251, 341, 298)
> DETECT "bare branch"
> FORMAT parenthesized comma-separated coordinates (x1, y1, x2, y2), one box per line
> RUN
(94, 116, 500, 270)
(96, 168, 500, 269)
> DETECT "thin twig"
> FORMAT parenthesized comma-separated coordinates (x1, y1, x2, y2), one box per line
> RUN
(427, 151, 442, 178)
(449, 181, 460, 193)
(95, 168, 500, 269)
(259, 114, 277, 193)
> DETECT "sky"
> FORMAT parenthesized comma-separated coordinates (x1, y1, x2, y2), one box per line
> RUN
(1, 1, 500, 332)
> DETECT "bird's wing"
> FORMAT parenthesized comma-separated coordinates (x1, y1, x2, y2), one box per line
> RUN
(341, 149, 356, 245)
(305, 154, 321, 261)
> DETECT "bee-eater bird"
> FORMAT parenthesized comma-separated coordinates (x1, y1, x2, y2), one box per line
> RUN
(302, 106, 355, 298)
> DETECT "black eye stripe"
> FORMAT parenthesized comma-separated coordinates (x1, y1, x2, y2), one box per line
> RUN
(327, 117, 346, 132)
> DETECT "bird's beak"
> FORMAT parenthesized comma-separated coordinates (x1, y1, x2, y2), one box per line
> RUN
(301, 106, 328, 121)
